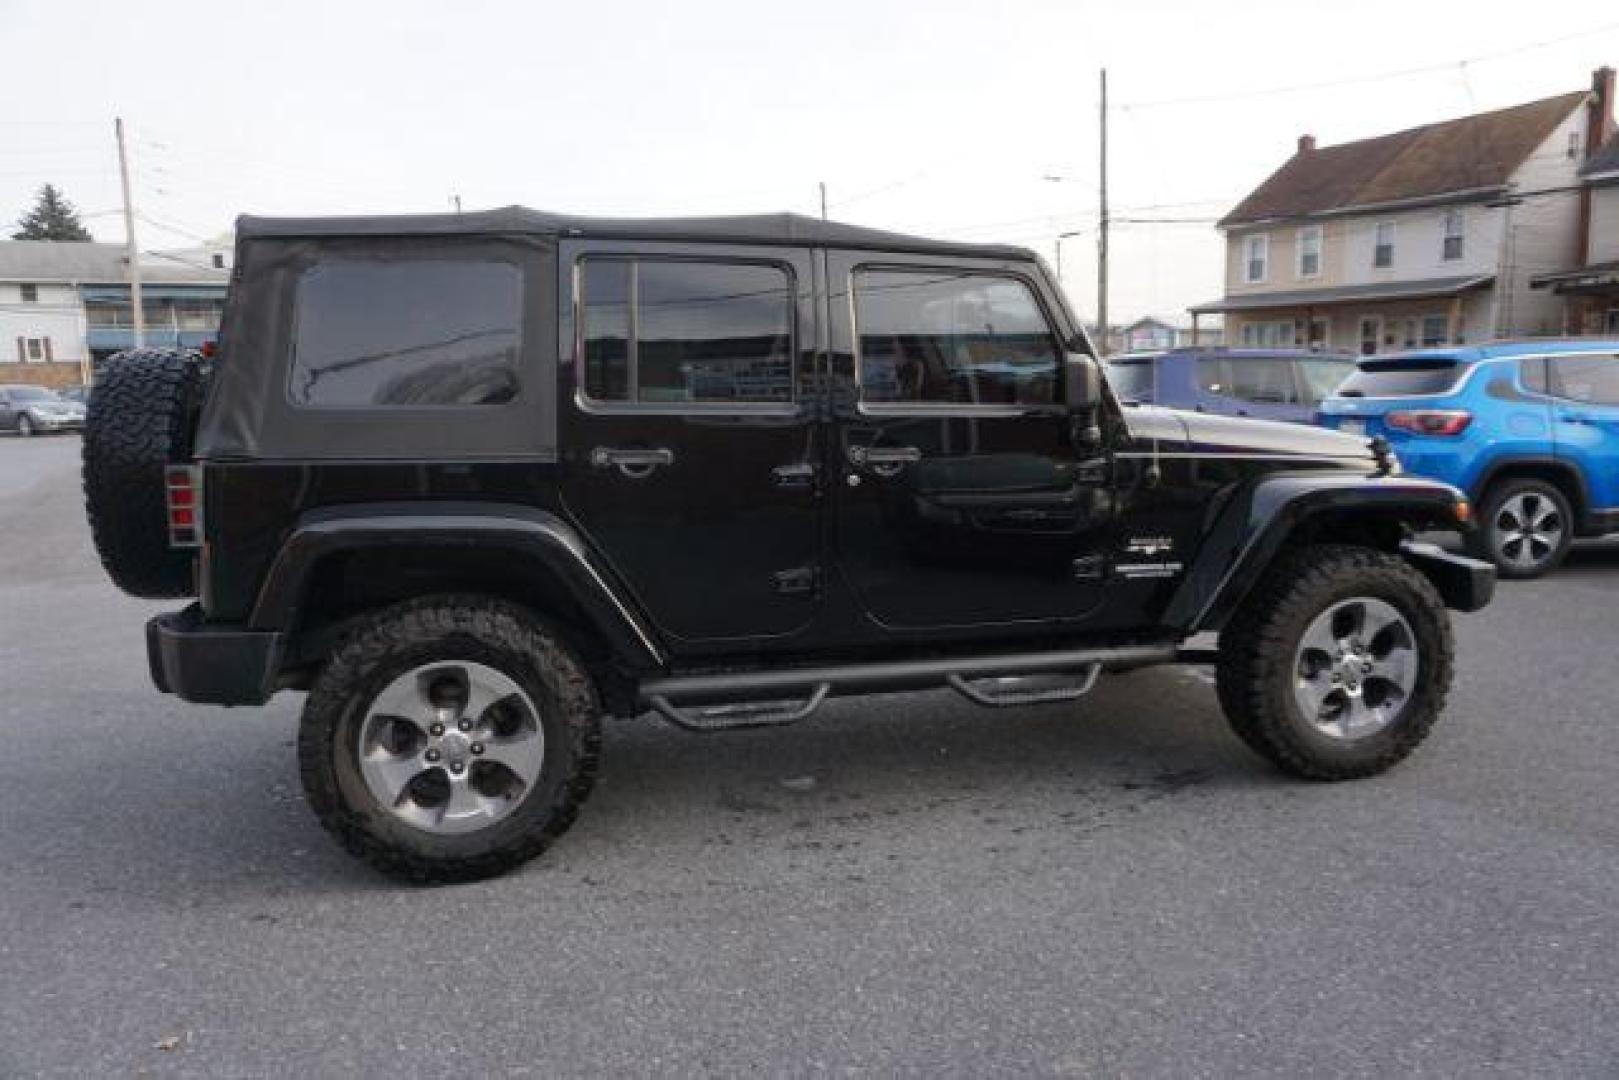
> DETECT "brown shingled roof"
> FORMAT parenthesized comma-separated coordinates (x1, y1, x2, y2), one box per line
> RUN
(1223, 91, 1588, 226)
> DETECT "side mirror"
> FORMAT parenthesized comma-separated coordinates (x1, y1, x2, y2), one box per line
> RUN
(1063, 352, 1104, 447)
(1064, 352, 1102, 411)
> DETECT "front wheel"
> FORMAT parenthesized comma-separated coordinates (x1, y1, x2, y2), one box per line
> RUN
(298, 596, 602, 883)
(16, 413, 35, 437)
(1216, 545, 1454, 780)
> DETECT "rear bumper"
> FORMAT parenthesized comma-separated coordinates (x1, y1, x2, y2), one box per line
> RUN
(1400, 540, 1495, 613)
(146, 605, 284, 706)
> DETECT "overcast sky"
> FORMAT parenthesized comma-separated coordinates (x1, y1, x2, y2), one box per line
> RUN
(3, 0, 1617, 323)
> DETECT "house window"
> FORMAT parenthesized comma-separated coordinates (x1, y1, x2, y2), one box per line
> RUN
(1373, 222, 1395, 269)
(1442, 210, 1464, 261)
(17, 336, 51, 362)
(1244, 235, 1268, 283)
(1297, 226, 1322, 278)
(19, 283, 38, 303)
(1420, 314, 1448, 347)
(1238, 320, 1296, 347)
(1568, 132, 1582, 160)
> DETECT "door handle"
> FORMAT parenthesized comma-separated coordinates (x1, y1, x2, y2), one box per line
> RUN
(847, 445, 922, 469)
(590, 446, 674, 478)
(771, 462, 819, 489)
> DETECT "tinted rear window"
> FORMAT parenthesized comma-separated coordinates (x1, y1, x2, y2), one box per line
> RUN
(1105, 359, 1155, 402)
(289, 259, 522, 408)
(1336, 362, 1462, 398)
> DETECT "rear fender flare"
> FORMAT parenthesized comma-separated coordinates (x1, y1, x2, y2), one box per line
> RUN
(1166, 472, 1470, 633)
(249, 501, 663, 668)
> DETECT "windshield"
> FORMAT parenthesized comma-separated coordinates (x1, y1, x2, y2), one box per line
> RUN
(1104, 359, 1156, 402)
(1336, 359, 1464, 398)
(1296, 357, 1355, 405)
(7, 386, 60, 403)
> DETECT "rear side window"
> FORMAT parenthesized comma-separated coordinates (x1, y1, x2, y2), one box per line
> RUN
(1336, 361, 1463, 398)
(1296, 357, 1355, 405)
(853, 269, 1060, 407)
(288, 259, 522, 408)
(579, 258, 794, 406)
(1224, 357, 1299, 404)
(1105, 359, 1155, 402)
(1546, 354, 1619, 405)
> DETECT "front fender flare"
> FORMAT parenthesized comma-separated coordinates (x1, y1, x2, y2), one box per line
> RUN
(248, 501, 663, 668)
(1165, 472, 1473, 633)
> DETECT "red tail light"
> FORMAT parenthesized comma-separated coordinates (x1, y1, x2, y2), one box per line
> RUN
(1386, 410, 1472, 436)
(164, 465, 203, 548)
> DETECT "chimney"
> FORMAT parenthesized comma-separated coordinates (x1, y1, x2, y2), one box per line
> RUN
(1297, 134, 1316, 155)
(1590, 66, 1616, 155)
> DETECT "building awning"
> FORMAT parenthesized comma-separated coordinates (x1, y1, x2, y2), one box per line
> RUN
(1529, 260, 1619, 293)
(79, 284, 228, 302)
(1190, 274, 1494, 315)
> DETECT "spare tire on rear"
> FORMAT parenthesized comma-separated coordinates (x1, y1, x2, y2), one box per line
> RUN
(82, 348, 213, 599)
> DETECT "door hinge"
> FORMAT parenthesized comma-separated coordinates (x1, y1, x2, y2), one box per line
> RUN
(771, 566, 821, 596)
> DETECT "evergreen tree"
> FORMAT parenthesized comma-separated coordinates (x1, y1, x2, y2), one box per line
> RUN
(12, 184, 93, 241)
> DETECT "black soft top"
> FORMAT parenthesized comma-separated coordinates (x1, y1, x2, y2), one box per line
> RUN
(235, 206, 1035, 261)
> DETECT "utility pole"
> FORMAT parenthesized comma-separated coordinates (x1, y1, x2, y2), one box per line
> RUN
(819, 181, 828, 221)
(115, 117, 145, 348)
(1096, 68, 1109, 354)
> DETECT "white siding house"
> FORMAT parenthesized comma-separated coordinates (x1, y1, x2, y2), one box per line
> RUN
(1194, 69, 1614, 353)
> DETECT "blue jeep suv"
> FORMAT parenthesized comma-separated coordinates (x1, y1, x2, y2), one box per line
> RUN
(1106, 348, 1355, 425)
(1318, 340, 1619, 578)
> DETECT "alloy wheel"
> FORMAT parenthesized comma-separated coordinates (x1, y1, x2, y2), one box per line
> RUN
(1492, 492, 1563, 572)
(356, 661, 545, 835)
(1292, 597, 1419, 740)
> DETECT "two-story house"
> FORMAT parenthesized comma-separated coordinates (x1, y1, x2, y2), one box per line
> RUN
(1192, 68, 1615, 354)
(0, 241, 230, 389)
(1530, 124, 1619, 332)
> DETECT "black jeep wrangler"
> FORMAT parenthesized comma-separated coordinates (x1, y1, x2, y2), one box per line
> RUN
(82, 208, 1494, 882)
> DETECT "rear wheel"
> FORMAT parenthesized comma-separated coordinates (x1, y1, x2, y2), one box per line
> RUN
(298, 596, 601, 883)
(1474, 477, 1571, 580)
(1216, 545, 1454, 780)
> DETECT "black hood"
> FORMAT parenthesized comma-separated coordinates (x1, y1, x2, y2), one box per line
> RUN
(1124, 407, 1373, 463)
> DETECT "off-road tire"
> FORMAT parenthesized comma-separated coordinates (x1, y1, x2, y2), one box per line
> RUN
(1471, 477, 1572, 580)
(298, 596, 601, 884)
(1216, 544, 1454, 780)
(81, 348, 212, 598)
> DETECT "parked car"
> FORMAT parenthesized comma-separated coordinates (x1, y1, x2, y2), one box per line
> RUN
(1318, 340, 1619, 579)
(1105, 347, 1356, 425)
(0, 384, 86, 435)
(81, 208, 1490, 882)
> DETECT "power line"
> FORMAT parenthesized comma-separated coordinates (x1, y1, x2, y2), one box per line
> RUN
(1116, 20, 1619, 110)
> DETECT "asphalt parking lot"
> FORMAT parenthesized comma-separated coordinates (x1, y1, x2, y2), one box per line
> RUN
(2, 434, 1618, 1076)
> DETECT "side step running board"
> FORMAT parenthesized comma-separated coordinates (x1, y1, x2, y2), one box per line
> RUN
(649, 684, 831, 732)
(638, 643, 1175, 732)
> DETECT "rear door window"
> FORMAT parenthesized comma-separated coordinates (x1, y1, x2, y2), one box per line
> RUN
(288, 259, 522, 408)
(1336, 359, 1464, 398)
(579, 257, 794, 406)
